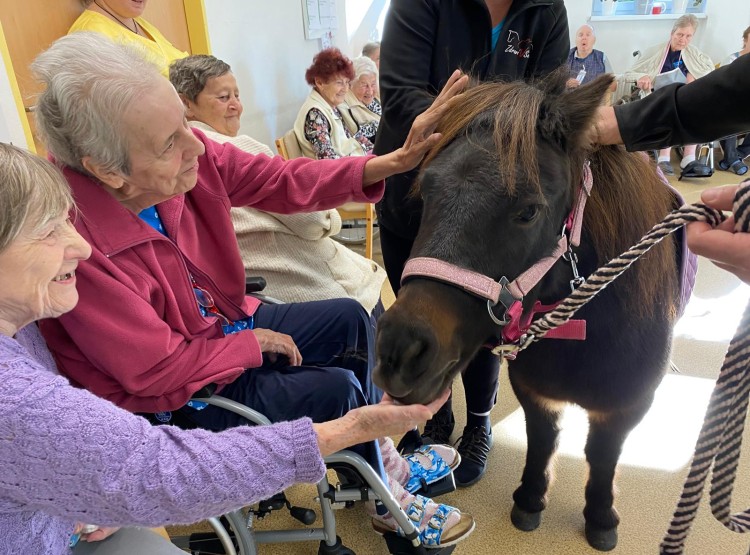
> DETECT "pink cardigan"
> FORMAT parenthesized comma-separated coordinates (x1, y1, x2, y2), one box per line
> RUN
(40, 130, 383, 413)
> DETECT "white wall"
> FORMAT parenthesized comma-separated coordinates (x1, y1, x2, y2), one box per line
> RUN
(204, 0, 387, 149)
(567, 0, 750, 74)
(204, 0, 747, 148)
(0, 50, 28, 148)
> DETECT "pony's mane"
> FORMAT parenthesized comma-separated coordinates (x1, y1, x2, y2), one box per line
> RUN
(422, 78, 679, 318)
(423, 80, 545, 194)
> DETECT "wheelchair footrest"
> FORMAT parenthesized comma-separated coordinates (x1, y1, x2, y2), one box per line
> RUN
(411, 472, 456, 498)
(382, 532, 457, 554)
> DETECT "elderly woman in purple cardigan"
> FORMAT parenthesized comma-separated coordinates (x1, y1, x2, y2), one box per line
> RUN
(0, 143, 450, 553)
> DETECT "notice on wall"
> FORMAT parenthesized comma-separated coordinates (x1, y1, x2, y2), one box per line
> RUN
(302, 0, 338, 40)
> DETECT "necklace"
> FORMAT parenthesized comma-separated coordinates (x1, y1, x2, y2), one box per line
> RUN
(93, 0, 140, 36)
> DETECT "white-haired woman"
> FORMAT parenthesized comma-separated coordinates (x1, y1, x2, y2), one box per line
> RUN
(628, 14, 714, 178)
(31, 32, 474, 548)
(345, 56, 381, 143)
(0, 142, 453, 554)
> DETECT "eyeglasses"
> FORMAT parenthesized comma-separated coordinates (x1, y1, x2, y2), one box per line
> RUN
(192, 282, 234, 327)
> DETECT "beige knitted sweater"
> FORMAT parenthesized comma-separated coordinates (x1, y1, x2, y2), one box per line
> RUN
(189, 121, 385, 313)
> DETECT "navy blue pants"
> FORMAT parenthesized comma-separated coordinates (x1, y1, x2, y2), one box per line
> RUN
(186, 298, 386, 479)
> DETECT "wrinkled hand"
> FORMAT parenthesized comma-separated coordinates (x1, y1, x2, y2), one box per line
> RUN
(254, 328, 302, 366)
(72, 524, 119, 543)
(394, 70, 469, 173)
(687, 183, 750, 284)
(637, 76, 652, 91)
(313, 389, 451, 456)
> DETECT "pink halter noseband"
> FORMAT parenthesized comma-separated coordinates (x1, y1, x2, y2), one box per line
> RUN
(401, 163, 593, 353)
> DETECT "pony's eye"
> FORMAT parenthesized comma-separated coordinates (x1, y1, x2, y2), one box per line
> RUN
(516, 205, 540, 223)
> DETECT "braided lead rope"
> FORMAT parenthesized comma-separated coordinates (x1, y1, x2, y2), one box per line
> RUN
(517, 203, 725, 349)
(503, 183, 750, 554)
(660, 182, 750, 554)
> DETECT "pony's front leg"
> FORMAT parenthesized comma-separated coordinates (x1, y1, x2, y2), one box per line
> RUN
(583, 396, 652, 552)
(510, 385, 563, 532)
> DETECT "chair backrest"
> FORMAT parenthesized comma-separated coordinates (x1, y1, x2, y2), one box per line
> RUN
(275, 129, 305, 160)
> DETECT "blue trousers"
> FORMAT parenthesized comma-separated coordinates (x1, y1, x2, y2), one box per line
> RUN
(186, 298, 386, 479)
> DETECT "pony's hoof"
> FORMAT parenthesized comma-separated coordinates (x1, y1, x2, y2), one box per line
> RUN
(510, 503, 541, 531)
(585, 523, 618, 551)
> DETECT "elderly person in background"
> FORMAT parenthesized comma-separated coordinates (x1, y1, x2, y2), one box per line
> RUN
(566, 24, 615, 89)
(33, 33, 474, 548)
(628, 14, 714, 178)
(0, 142, 451, 555)
(295, 48, 374, 159)
(345, 56, 381, 143)
(362, 41, 381, 69)
(717, 26, 750, 176)
(69, 0, 185, 75)
(170, 54, 386, 319)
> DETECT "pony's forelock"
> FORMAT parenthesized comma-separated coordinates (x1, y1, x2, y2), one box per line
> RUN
(423, 81, 545, 196)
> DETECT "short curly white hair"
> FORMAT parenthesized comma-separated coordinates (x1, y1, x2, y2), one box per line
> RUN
(352, 56, 378, 82)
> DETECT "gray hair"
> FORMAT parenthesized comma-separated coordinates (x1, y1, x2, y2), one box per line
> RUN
(673, 14, 698, 33)
(169, 55, 232, 102)
(362, 41, 380, 57)
(352, 56, 378, 81)
(0, 143, 73, 252)
(32, 32, 164, 175)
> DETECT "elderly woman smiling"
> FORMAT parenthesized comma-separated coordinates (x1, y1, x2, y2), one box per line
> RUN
(294, 48, 373, 159)
(345, 56, 381, 143)
(0, 143, 455, 554)
(32, 32, 473, 548)
(170, 54, 387, 316)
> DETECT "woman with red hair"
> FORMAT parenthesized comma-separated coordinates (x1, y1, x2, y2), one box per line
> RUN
(294, 48, 373, 159)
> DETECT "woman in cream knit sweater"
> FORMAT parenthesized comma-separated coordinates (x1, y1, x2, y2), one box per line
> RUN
(170, 55, 385, 316)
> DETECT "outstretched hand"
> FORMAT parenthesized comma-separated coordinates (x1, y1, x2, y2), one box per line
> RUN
(397, 70, 469, 170)
(313, 389, 451, 456)
(687, 183, 750, 284)
(361, 70, 468, 186)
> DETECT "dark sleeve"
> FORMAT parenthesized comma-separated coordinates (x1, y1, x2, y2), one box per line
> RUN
(529, 1, 570, 78)
(615, 54, 750, 151)
(374, 0, 438, 155)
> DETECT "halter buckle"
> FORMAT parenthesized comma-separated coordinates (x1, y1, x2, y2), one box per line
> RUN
(487, 276, 521, 326)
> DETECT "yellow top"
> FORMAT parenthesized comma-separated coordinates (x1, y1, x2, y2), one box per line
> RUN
(68, 10, 187, 76)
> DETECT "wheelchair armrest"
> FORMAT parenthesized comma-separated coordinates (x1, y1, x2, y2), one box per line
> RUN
(245, 276, 267, 294)
(191, 394, 273, 426)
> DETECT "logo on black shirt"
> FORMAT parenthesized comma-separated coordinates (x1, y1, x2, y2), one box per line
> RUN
(506, 30, 533, 59)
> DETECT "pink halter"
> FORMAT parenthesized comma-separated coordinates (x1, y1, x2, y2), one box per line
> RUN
(401, 163, 593, 351)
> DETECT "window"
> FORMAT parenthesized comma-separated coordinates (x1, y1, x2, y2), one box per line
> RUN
(591, 0, 708, 17)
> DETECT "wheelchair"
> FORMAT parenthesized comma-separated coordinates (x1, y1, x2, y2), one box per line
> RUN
(150, 278, 459, 555)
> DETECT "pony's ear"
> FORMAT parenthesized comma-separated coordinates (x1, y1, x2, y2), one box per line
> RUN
(538, 73, 615, 152)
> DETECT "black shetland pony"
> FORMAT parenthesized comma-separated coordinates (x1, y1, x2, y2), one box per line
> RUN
(374, 72, 681, 551)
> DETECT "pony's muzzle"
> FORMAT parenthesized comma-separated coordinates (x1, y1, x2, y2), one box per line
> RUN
(374, 307, 452, 404)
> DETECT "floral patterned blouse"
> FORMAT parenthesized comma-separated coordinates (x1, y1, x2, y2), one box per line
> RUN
(303, 107, 373, 159)
(357, 98, 382, 143)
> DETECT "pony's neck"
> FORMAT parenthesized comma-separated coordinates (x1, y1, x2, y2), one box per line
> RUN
(484, 0, 513, 27)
